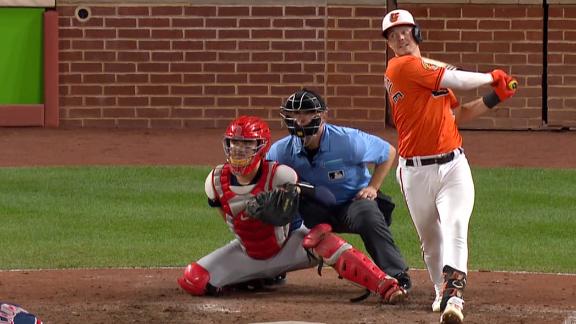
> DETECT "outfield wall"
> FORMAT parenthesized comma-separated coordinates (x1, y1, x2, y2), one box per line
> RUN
(55, 0, 576, 130)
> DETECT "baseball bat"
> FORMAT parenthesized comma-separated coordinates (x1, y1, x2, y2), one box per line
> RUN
(421, 56, 518, 90)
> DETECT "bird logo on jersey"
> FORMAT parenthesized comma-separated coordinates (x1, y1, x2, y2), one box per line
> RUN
(422, 60, 440, 71)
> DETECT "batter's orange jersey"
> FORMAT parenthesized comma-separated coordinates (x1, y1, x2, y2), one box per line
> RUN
(385, 55, 462, 158)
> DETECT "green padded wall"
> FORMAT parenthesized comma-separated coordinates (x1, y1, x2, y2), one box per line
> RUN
(0, 8, 43, 104)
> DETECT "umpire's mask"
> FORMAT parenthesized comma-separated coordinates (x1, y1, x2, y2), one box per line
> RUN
(280, 88, 327, 138)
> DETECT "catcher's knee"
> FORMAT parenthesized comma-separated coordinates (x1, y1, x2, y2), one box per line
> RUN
(303, 223, 351, 265)
(302, 223, 332, 249)
(178, 263, 210, 296)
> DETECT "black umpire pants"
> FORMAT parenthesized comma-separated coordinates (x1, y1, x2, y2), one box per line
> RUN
(299, 193, 408, 277)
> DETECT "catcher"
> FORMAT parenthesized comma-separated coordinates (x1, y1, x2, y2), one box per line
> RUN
(177, 115, 406, 304)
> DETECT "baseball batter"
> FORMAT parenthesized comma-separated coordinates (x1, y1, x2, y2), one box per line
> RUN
(381, 9, 517, 324)
(177, 116, 405, 304)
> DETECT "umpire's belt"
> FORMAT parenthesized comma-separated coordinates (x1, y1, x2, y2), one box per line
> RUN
(404, 148, 463, 167)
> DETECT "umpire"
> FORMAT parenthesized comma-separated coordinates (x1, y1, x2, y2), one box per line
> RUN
(267, 88, 411, 291)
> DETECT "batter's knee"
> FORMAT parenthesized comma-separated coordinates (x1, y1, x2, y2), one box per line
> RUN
(178, 262, 210, 296)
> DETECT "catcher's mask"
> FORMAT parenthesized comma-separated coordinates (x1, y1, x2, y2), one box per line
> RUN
(223, 116, 271, 176)
(280, 88, 327, 138)
(381, 9, 422, 44)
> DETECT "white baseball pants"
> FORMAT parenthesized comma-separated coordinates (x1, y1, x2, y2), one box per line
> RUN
(198, 226, 317, 287)
(396, 151, 474, 291)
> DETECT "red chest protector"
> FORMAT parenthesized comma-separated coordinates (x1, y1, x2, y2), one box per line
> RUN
(212, 161, 289, 260)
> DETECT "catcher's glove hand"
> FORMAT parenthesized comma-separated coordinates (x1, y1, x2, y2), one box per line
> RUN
(245, 183, 300, 226)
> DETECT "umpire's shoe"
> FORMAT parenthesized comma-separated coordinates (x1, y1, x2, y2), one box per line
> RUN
(393, 271, 412, 293)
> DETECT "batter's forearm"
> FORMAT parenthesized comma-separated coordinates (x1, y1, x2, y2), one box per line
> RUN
(454, 97, 491, 125)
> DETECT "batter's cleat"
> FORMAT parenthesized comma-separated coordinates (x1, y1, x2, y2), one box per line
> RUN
(432, 294, 442, 312)
(440, 296, 464, 324)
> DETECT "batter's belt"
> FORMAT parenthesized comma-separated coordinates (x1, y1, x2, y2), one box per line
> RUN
(405, 148, 464, 167)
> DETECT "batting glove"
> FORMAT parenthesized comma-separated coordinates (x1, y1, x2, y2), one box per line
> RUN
(492, 78, 516, 102)
(490, 69, 510, 87)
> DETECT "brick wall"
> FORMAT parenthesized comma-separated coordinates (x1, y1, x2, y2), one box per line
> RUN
(548, 5, 576, 129)
(57, 2, 576, 130)
(59, 4, 330, 129)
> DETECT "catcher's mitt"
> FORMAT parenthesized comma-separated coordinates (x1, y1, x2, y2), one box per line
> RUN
(245, 183, 299, 226)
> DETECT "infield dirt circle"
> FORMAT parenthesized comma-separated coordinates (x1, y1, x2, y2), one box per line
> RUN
(1, 128, 575, 324)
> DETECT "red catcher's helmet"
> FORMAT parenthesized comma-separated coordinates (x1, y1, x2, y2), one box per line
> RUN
(223, 116, 271, 176)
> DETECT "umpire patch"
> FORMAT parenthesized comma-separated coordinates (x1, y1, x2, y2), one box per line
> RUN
(328, 169, 345, 180)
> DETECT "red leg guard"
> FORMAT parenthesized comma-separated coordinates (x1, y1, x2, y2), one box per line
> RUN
(177, 263, 210, 296)
(302, 223, 333, 249)
(303, 224, 406, 304)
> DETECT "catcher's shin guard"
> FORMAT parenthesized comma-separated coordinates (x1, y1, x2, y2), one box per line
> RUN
(178, 262, 210, 296)
(439, 265, 467, 311)
(303, 223, 406, 304)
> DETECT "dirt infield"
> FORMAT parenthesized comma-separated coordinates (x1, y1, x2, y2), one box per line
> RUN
(2, 128, 576, 168)
(1, 128, 576, 324)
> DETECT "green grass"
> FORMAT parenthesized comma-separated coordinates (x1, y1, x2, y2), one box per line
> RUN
(469, 168, 576, 273)
(0, 166, 574, 273)
(0, 166, 232, 269)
